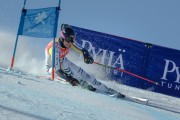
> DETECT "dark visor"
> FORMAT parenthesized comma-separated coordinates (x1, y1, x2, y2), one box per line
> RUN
(65, 36, 74, 43)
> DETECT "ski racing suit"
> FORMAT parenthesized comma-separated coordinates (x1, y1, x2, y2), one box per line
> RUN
(45, 38, 121, 96)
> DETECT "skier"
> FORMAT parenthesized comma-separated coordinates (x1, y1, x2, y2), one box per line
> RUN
(45, 24, 125, 98)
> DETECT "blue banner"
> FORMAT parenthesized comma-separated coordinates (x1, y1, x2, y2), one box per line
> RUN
(146, 46, 180, 97)
(18, 7, 59, 38)
(71, 25, 180, 98)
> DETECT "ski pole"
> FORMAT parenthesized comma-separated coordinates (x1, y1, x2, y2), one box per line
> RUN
(93, 62, 158, 85)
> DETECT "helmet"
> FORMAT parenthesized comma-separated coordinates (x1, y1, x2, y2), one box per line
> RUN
(60, 24, 75, 43)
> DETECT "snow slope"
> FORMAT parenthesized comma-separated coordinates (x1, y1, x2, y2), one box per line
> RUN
(0, 67, 179, 120)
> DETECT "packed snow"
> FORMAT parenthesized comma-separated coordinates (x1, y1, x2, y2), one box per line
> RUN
(0, 67, 179, 120)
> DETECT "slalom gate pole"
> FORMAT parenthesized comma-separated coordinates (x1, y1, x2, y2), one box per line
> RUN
(58, 0, 61, 8)
(51, 1, 61, 80)
(10, 0, 27, 69)
(23, 0, 27, 8)
(51, 38, 55, 80)
(10, 35, 19, 68)
(93, 62, 158, 85)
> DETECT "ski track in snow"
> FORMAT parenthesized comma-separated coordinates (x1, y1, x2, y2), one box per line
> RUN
(0, 67, 179, 120)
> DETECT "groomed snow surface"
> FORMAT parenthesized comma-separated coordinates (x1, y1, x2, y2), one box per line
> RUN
(0, 67, 179, 120)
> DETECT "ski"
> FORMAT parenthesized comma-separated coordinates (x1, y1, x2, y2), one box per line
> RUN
(123, 96, 149, 105)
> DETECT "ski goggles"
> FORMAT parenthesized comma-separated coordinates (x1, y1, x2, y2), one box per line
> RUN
(64, 36, 75, 43)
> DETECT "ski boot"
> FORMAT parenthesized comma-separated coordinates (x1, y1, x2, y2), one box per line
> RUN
(107, 88, 126, 98)
(116, 93, 126, 98)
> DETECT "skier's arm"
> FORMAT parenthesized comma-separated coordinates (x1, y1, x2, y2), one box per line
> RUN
(71, 41, 83, 54)
(71, 42, 94, 64)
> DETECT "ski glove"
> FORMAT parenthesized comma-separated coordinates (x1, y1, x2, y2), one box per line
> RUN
(82, 48, 94, 64)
